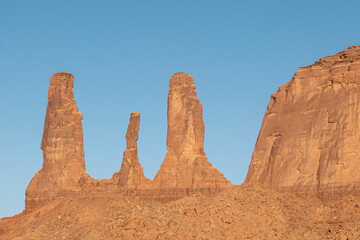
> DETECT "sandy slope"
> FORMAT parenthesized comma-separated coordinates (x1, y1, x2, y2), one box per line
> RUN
(1, 185, 359, 239)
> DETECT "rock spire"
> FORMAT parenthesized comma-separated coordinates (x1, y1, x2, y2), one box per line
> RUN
(245, 46, 360, 195)
(153, 73, 231, 192)
(26, 72, 87, 209)
(113, 112, 150, 189)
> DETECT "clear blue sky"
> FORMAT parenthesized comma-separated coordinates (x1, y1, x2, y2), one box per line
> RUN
(1, 0, 359, 218)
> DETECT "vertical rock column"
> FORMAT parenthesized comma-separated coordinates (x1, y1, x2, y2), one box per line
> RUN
(113, 112, 150, 189)
(153, 73, 231, 193)
(26, 72, 87, 209)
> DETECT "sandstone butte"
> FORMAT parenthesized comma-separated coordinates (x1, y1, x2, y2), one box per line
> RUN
(245, 46, 360, 195)
(25, 72, 231, 211)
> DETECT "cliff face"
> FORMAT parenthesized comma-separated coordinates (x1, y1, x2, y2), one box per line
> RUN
(112, 112, 150, 189)
(245, 46, 360, 194)
(26, 73, 87, 210)
(153, 73, 231, 192)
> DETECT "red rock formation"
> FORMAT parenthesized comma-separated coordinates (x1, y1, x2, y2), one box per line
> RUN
(245, 46, 360, 195)
(153, 73, 231, 194)
(26, 72, 87, 209)
(112, 112, 150, 189)
(25, 71, 231, 210)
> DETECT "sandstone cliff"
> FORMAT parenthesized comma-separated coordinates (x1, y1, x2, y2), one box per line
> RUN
(153, 73, 231, 194)
(245, 46, 360, 195)
(112, 112, 150, 189)
(26, 73, 88, 210)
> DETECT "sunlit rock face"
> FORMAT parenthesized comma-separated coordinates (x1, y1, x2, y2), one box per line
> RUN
(112, 112, 150, 189)
(26, 73, 87, 210)
(245, 46, 360, 195)
(153, 73, 231, 196)
(25, 71, 231, 210)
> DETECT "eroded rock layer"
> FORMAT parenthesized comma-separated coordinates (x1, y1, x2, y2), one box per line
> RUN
(153, 73, 231, 194)
(26, 73, 87, 210)
(112, 112, 150, 189)
(245, 46, 360, 195)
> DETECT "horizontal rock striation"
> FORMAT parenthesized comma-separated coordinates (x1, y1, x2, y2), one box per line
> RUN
(245, 46, 360, 195)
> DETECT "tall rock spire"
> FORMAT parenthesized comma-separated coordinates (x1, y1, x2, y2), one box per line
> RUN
(153, 73, 231, 191)
(26, 72, 87, 209)
(245, 46, 360, 195)
(113, 112, 150, 189)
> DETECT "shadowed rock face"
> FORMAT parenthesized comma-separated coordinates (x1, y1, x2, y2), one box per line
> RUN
(26, 73, 87, 209)
(153, 73, 231, 191)
(113, 112, 150, 188)
(245, 46, 360, 194)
